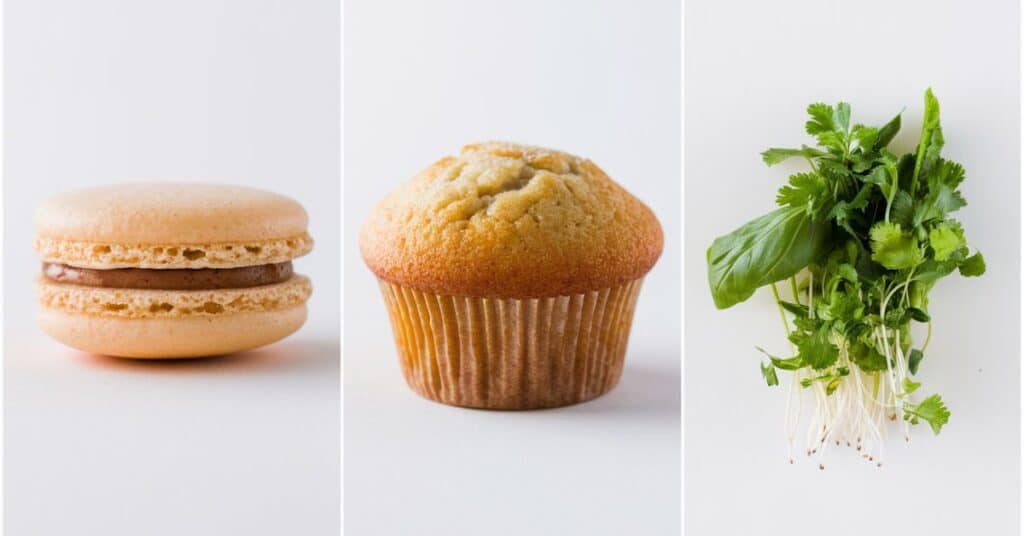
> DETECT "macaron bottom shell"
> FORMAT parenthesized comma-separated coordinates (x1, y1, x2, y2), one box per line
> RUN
(39, 304, 307, 359)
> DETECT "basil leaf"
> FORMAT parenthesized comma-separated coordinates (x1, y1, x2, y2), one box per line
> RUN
(707, 206, 831, 309)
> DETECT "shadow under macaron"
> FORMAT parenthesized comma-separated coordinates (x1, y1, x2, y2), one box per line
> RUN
(77, 338, 339, 377)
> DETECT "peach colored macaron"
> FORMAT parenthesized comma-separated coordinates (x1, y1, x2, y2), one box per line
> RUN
(35, 183, 314, 358)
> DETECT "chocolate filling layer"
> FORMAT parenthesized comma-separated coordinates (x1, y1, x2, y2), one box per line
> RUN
(42, 262, 293, 290)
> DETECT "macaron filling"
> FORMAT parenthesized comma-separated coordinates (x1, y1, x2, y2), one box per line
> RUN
(42, 261, 294, 290)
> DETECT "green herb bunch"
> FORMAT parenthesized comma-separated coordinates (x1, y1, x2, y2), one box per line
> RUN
(707, 89, 984, 468)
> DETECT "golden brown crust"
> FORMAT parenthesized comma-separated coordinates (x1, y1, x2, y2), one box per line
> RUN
(360, 142, 663, 298)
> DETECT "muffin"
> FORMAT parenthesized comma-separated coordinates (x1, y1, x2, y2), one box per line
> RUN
(361, 142, 662, 409)
(35, 183, 313, 358)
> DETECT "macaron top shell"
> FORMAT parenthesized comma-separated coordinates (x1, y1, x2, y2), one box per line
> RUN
(35, 183, 313, 269)
(36, 183, 308, 243)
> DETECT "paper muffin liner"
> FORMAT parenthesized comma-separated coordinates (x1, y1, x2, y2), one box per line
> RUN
(377, 278, 645, 409)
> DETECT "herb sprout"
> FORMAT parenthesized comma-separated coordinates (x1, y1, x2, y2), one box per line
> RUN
(707, 89, 984, 468)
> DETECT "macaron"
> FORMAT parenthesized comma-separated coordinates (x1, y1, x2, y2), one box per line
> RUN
(34, 183, 314, 358)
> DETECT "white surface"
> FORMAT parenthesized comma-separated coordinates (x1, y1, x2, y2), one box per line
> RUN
(344, 1, 680, 534)
(4, 1, 340, 534)
(686, 1, 1019, 535)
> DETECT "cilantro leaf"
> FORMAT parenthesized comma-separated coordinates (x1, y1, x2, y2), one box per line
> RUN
(914, 183, 967, 226)
(870, 222, 924, 270)
(795, 326, 839, 370)
(852, 124, 879, 151)
(933, 159, 965, 189)
(959, 252, 986, 276)
(906, 394, 951, 434)
(929, 222, 966, 261)
(849, 340, 888, 372)
(805, 103, 835, 135)
(776, 172, 827, 214)
(890, 190, 915, 227)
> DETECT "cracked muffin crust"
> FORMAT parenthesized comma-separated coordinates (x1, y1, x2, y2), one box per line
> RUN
(360, 142, 664, 298)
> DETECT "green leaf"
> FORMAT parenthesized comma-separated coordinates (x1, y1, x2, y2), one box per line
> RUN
(820, 288, 864, 322)
(914, 184, 967, 226)
(850, 340, 888, 372)
(852, 125, 879, 151)
(907, 307, 931, 322)
(906, 394, 951, 434)
(884, 306, 908, 327)
(933, 159, 965, 189)
(755, 347, 805, 371)
(929, 223, 966, 261)
(761, 146, 826, 166)
(959, 252, 986, 277)
(908, 349, 924, 374)
(796, 326, 839, 370)
(890, 190, 915, 227)
(863, 165, 889, 188)
(776, 172, 827, 214)
(828, 183, 873, 234)
(836, 263, 859, 283)
(817, 131, 847, 154)
(903, 377, 922, 395)
(760, 362, 779, 386)
(779, 301, 809, 318)
(805, 103, 835, 135)
(707, 206, 832, 309)
(873, 113, 902, 150)
(870, 222, 924, 270)
(833, 102, 851, 132)
(910, 88, 943, 196)
(915, 257, 961, 284)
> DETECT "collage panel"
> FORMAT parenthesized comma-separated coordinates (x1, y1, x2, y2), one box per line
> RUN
(686, 0, 1020, 534)
(344, 0, 681, 534)
(4, 1, 341, 534)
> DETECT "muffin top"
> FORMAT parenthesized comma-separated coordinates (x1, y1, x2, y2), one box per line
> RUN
(360, 142, 663, 298)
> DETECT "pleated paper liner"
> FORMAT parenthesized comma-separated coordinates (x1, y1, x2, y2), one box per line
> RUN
(378, 278, 644, 409)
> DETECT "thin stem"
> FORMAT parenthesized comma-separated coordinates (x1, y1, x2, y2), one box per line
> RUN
(921, 321, 933, 354)
(770, 282, 794, 350)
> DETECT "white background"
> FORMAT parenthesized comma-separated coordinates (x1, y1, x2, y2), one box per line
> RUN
(686, 0, 1019, 534)
(344, 1, 680, 534)
(4, 1, 340, 534)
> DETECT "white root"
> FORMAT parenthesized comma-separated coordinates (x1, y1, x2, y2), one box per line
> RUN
(779, 275, 920, 469)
